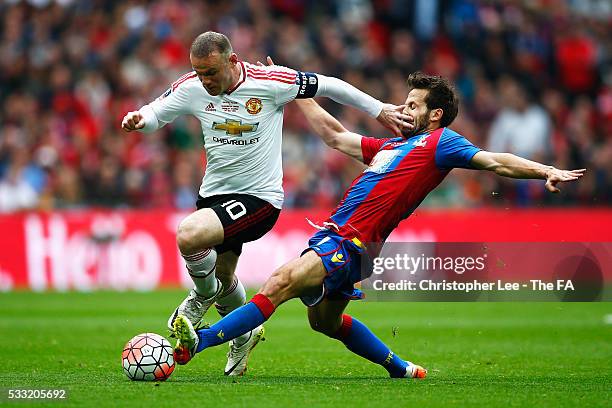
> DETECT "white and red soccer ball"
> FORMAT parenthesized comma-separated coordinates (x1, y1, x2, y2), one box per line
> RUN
(122, 333, 175, 381)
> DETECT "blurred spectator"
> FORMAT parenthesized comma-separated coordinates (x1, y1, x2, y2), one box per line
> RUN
(0, 0, 609, 212)
(554, 25, 599, 97)
(0, 144, 42, 212)
(487, 76, 552, 205)
(488, 76, 551, 160)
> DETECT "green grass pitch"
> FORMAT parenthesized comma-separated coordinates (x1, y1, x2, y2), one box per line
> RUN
(1, 290, 610, 407)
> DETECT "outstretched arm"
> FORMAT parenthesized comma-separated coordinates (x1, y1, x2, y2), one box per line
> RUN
(295, 99, 364, 162)
(471, 151, 585, 193)
(260, 56, 412, 137)
(121, 79, 191, 133)
(315, 74, 411, 137)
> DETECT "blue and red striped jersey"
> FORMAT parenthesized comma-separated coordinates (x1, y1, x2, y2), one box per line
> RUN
(326, 127, 481, 247)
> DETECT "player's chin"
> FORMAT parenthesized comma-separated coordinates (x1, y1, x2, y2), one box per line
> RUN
(400, 128, 414, 139)
(203, 86, 220, 95)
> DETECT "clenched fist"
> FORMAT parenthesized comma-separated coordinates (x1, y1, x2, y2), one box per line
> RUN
(121, 111, 145, 132)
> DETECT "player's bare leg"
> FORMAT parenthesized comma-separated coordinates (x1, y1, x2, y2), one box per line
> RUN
(173, 251, 326, 364)
(217, 251, 324, 371)
(307, 298, 350, 336)
(176, 208, 224, 253)
(168, 208, 225, 332)
(215, 252, 239, 294)
(215, 252, 265, 376)
(259, 250, 329, 306)
(307, 298, 426, 379)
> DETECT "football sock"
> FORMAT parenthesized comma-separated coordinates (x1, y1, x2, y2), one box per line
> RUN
(331, 314, 408, 378)
(214, 276, 251, 346)
(196, 293, 275, 353)
(182, 248, 219, 298)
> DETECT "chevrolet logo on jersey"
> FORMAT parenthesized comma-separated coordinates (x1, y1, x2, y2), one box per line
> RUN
(212, 119, 258, 136)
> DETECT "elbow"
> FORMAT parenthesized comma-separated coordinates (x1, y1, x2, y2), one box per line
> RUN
(493, 165, 513, 178)
(319, 130, 340, 149)
(493, 167, 507, 177)
(481, 161, 505, 176)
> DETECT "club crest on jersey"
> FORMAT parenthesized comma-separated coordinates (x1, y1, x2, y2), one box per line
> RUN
(245, 98, 263, 114)
(212, 119, 258, 136)
(413, 134, 429, 147)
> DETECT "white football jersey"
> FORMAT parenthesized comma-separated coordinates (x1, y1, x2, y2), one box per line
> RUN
(141, 62, 320, 208)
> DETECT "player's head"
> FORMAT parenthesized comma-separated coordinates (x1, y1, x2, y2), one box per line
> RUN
(401, 72, 459, 138)
(190, 31, 238, 96)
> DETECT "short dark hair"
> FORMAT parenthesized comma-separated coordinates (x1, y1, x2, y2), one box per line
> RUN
(406, 72, 459, 127)
(190, 31, 233, 58)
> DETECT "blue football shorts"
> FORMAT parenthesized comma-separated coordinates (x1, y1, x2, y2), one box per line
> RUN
(300, 229, 368, 307)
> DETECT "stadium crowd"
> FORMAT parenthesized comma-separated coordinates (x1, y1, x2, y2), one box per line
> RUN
(0, 0, 610, 212)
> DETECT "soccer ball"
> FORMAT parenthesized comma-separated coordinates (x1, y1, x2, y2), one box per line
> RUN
(121, 333, 175, 381)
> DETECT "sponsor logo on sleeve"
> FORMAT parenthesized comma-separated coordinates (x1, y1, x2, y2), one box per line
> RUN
(156, 88, 171, 101)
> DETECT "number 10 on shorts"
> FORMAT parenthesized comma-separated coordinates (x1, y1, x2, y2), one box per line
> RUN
(221, 200, 247, 220)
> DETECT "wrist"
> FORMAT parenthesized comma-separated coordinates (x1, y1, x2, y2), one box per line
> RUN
(139, 105, 157, 132)
(543, 166, 555, 179)
(371, 100, 384, 118)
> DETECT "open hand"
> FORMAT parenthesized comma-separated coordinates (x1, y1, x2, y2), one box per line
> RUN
(259, 57, 414, 137)
(376, 104, 414, 137)
(545, 168, 586, 193)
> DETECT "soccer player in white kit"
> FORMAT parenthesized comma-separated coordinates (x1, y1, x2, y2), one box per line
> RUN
(121, 31, 412, 376)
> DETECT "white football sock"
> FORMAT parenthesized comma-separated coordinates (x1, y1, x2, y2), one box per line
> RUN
(215, 276, 251, 346)
(182, 248, 219, 298)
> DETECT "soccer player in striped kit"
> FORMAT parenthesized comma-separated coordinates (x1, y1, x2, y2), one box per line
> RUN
(121, 32, 412, 376)
(171, 71, 585, 378)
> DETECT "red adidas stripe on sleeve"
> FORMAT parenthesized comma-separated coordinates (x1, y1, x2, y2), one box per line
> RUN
(246, 66, 296, 84)
(171, 72, 197, 91)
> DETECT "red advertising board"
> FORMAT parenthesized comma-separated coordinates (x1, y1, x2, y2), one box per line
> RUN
(0, 209, 610, 291)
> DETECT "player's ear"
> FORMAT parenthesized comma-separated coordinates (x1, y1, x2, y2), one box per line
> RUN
(229, 53, 238, 64)
(429, 108, 443, 123)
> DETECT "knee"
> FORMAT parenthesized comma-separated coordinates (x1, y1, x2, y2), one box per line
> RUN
(177, 217, 210, 254)
(260, 265, 296, 302)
